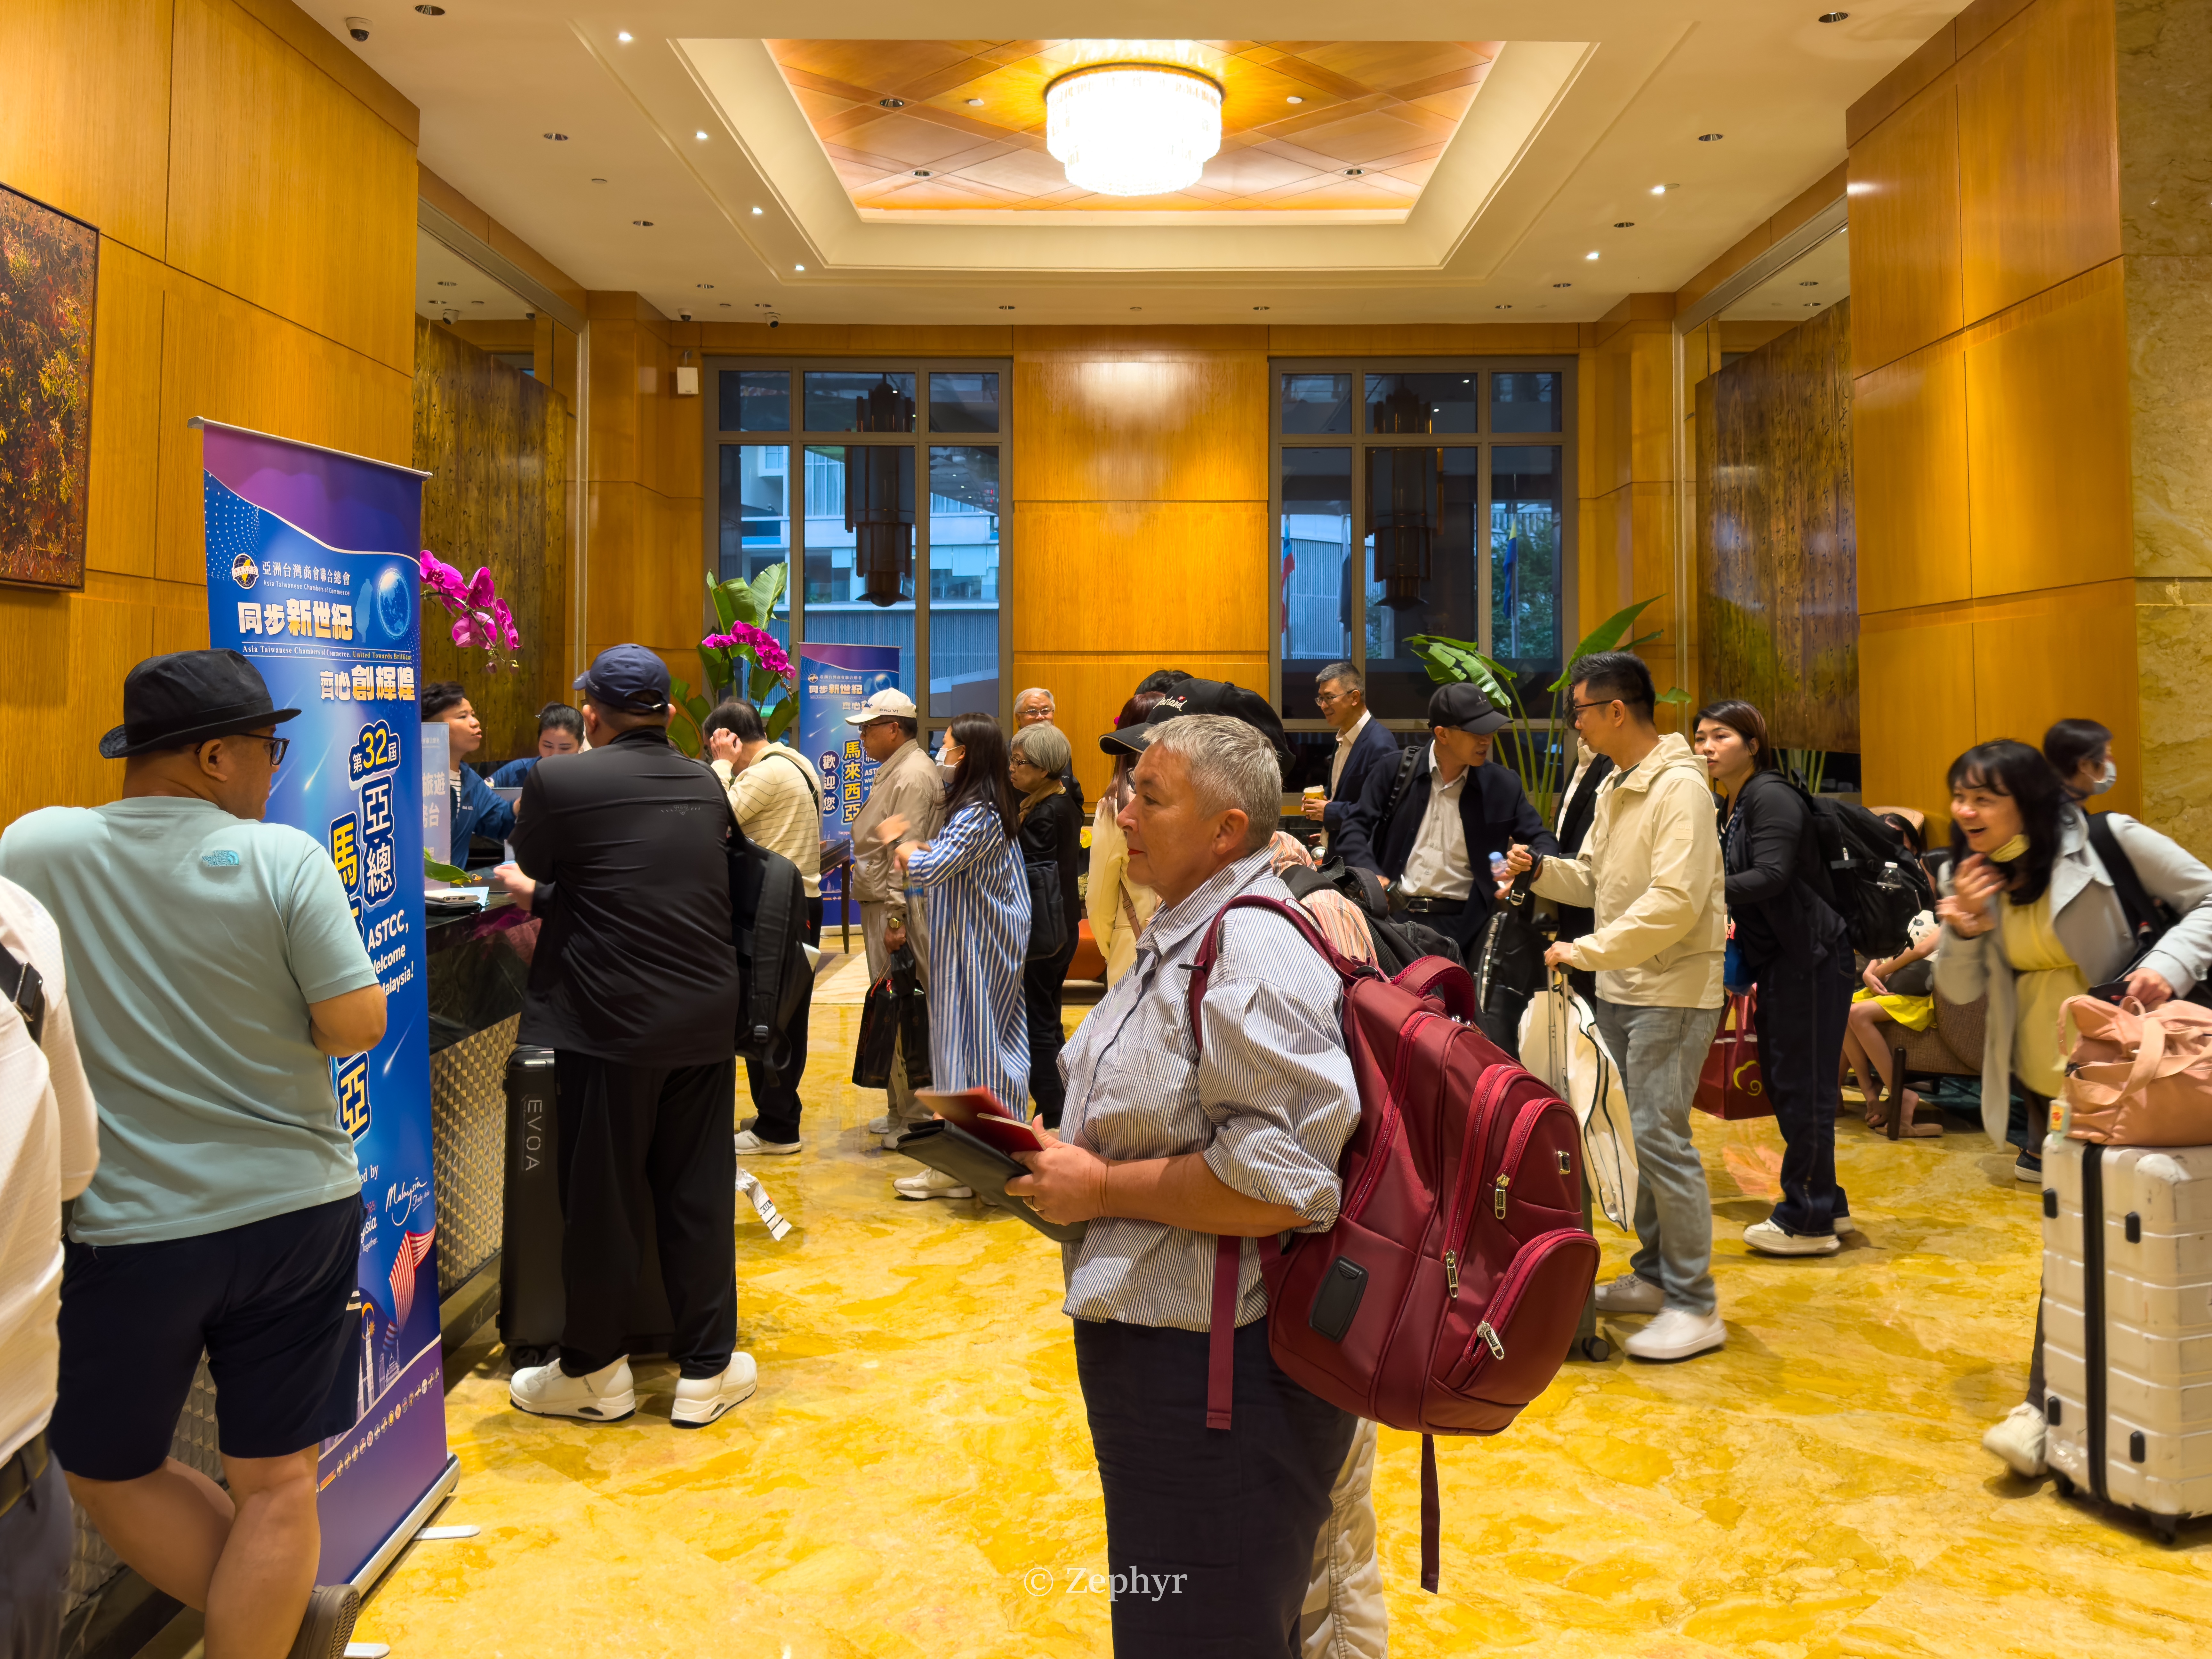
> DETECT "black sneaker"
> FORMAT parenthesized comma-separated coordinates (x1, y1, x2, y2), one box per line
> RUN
(2014, 1149, 2044, 1183)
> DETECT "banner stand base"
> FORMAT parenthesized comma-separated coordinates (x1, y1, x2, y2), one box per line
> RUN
(349, 1454, 462, 1595)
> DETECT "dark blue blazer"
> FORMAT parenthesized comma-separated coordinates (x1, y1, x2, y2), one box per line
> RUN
(1322, 717, 1401, 837)
(1335, 745, 1559, 949)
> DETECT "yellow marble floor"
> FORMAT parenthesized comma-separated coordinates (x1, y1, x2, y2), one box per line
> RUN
(354, 996, 2212, 1658)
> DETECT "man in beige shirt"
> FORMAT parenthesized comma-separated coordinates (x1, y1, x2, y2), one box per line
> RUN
(844, 690, 943, 1145)
(709, 701, 825, 1155)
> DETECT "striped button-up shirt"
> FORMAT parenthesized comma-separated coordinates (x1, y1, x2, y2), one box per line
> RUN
(1058, 848, 1361, 1331)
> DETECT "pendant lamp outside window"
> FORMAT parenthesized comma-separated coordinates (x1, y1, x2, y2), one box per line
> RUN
(1368, 381, 1437, 610)
(846, 377, 914, 606)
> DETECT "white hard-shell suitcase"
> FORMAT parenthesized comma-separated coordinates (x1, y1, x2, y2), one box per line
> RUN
(2039, 1134, 2212, 1541)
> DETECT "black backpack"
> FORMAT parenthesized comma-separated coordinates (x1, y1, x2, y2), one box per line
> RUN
(1796, 787, 1932, 958)
(726, 817, 813, 1083)
(1278, 859, 1465, 976)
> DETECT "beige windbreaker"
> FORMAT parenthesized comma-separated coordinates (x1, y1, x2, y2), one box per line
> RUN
(1530, 733, 1726, 1009)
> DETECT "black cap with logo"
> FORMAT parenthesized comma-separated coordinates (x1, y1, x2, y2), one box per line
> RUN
(1099, 677, 1293, 763)
(99, 650, 301, 760)
(1426, 681, 1512, 737)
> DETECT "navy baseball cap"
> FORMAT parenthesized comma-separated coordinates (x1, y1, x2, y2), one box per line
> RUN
(1108, 678, 1293, 763)
(1427, 681, 1511, 736)
(573, 644, 671, 714)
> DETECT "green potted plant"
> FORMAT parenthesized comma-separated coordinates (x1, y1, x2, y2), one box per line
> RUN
(668, 565, 796, 757)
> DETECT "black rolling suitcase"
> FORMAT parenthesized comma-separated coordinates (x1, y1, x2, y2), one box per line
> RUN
(499, 1045, 675, 1368)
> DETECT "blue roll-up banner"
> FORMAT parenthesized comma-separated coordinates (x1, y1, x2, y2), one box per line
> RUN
(797, 643, 905, 930)
(197, 420, 452, 1585)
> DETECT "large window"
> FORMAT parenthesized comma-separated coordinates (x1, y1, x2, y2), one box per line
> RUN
(1272, 361, 1573, 738)
(706, 362, 1007, 724)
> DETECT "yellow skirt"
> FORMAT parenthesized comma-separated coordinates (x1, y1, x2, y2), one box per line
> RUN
(1852, 987, 1935, 1032)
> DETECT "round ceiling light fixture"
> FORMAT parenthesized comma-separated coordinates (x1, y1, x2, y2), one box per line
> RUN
(1046, 62, 1223, 196)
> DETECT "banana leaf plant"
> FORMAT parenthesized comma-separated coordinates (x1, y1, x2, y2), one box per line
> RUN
(1404, 594, 1691, 826)
(668, 564, 797, 757)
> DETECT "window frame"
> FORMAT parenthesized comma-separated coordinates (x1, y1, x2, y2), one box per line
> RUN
(701, 357, 1014, 738)
(1269, 356, 1578, 733)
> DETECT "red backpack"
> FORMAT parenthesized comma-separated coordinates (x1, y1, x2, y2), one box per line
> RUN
(1186, 897, 1599, 1593)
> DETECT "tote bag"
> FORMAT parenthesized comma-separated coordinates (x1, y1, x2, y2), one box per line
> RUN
(1694, 993, 1771, 1120)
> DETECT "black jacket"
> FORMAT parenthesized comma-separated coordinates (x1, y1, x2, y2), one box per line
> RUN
(511, 726, 742, 1065)
(1721, 769, 1840, 965)
(1019, 787, 1083, 942)
(1336, 746, 1560, 950)
(1553, 754, 1615, 946)
(1323, 717, 1401, 837)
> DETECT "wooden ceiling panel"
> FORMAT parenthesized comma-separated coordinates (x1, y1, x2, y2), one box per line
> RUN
(770, 38, 1502, 218)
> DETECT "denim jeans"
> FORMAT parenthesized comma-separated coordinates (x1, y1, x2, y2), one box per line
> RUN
(1595, 998, 1724, 1317)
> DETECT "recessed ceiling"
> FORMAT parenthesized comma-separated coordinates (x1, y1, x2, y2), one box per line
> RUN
(413, 228, 535, 321)
(1719, 226, 1850, 321)
(769, 39, 1501, 220)
(303, 1, 1966, 325)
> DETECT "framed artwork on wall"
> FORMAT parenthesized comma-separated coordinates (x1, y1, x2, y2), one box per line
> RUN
(0, 183, 97, 591)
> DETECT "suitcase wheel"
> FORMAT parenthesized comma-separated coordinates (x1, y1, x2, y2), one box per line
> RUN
(2148, 1512, 2180, 1547)
(1578, 1334, 1612, 1363)
(2051, 1473, 2075, 1499)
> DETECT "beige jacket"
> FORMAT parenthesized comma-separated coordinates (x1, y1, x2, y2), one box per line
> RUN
(847, 739, 943, 915)
(1531, 733, 1725, 1009)
(712, 744, 823, 899)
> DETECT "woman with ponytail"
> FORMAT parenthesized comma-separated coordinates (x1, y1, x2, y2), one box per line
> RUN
(1935, 739, 2212, 1479)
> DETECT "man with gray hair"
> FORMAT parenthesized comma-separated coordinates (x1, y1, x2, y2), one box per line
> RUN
(1304, 661, 1396, 843)
(1011, 711, 1361, 1655)
(1014, 686, 1084, 817)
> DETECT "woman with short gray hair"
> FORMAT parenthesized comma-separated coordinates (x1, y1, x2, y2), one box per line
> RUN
(1011, 722, 1082, 1127)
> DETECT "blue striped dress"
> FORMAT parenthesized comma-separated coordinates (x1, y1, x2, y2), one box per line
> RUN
(905, 802, 1031, 1112)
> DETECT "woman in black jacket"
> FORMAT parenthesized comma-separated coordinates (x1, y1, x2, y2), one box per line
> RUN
(1694, 700, 1856, 1257)
(1010, 721, 1083, 1127)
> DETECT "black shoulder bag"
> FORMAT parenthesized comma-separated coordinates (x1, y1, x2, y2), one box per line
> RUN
(2084, 813, 2212, 1008)
(1, 938, 45, 1047)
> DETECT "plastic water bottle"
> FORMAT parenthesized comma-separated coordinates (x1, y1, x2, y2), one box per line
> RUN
(1490, 851, 1509, 881)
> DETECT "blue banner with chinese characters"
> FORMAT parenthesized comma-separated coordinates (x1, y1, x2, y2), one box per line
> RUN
(199, 421, 446, 1585)
(797, 643, 904, 929)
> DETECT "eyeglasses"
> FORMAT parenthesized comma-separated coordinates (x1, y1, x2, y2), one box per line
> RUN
(1567, 699, 1618, 726)
(258, 736, 290, 767)
(1314, 690, 1352, 707)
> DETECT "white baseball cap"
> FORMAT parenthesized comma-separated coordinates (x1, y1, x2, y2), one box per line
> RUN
(845, 687, 918, 725)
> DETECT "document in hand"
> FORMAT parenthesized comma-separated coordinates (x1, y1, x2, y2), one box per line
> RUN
(893, 1118, 1086, 1245)
(917, 1087, 1045, 1155)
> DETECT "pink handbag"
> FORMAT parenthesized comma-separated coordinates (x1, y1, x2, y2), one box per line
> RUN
(2061, 995, 2212, 1146)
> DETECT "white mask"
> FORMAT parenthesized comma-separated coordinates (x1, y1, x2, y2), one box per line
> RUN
(2089, 759, 2117, 796)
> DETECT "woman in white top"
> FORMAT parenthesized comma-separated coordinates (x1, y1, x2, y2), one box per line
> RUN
(1086, 693, 1162, 985)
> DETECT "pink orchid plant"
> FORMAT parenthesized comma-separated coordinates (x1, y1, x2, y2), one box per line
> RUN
(668, 565, 797, 755)
(419, 551, 521, 672)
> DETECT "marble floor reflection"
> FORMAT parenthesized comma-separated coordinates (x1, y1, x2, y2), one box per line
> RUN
(356, 988, 2212, 1657)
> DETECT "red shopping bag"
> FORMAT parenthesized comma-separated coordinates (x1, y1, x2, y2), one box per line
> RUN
(1694, 993, 1771, 1120)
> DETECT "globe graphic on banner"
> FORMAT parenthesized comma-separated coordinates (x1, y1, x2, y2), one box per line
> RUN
(357, 565, 413, 646)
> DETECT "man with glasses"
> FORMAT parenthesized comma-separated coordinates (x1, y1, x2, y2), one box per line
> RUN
(1301, 661, 1397, 846)
(0, 650, 389, 1658)
(1498, 650, 1728, 1364)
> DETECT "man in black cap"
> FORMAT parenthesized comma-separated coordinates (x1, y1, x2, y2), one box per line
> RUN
(0, 650, 388, 1659)
(490, 645, 756, 1428)
(1334, 682, 1559, 955)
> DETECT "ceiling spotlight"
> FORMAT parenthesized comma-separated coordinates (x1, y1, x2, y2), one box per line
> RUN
(966, 98, 985, 107)
(912, 169, 931, 177)
(719, 302, 731, 307)
(696, 283, 714, 289)
(1494, 304, 1512, 310)
(756, 303, 774, 309)
(879, 97, 905, 108)
(998, 305, 1015, 310)
(543, 133, 568, 141)
(470, 299, 483, 304)
(1614, 221, 1634, 228)
(632, 220, 653, 226)
(1819, 10, 1848, 20)
(1343, 168, 1364, 177)
(1800, 280, 1820, 286)
(1129, 306, 1142, 311)
(1585, 251, 1599, 260)
(695, 131, 709, 140)
(1046, 63, 1223, 195)
(617, 31, 632, 42)
(414, 4, 444, 12)
(436, 279, 457, 286)
(1698, 132, 1724, 141)
(793, 263, 805, 272)
(591, 177, 607, 183)
(1253, 305, 1270, 311)
(1650, 184, 1670, 195)
(1553, 282, 1573, 288)
(750, 206, 762, 215)
(1286, 95, 1304, 104)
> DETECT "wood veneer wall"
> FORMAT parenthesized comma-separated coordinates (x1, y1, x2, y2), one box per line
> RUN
(1696, 300, 1859, 750)
(411, 318, 572, 767)
(1847, 0, 2140, 836)
(0, 0, 418, 829)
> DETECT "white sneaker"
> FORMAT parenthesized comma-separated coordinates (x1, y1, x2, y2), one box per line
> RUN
(671, 1354, 758, 1428)
(1592, 1271, 1664, 1314)
(1982, 1401, 2048, 1477)
(510, 1356, 635, 1421)
(1832, 1213, 1860, 1235)
(734, 1129, 800, 1156)
(1623, 1307, 1726, 1362)
(866, 1114, 892, 1135)
(894, 1166, 973, 1201)
(1744, 1219, 1841, 1257)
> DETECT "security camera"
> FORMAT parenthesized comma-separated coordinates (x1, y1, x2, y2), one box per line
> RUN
(346, 16, 370, 41)
(679, 309, 693, 322)
(767, 317, 781, 329)
(524, 309, 536, 321)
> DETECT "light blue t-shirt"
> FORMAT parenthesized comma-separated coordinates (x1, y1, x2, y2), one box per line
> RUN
(0, 797, 378, 1245)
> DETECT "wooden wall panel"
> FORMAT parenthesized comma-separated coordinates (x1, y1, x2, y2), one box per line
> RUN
(413, 318, 570, 767)
(1963, 266, 2130, 598)
(1007, 503, 1269, 656)
(1014, 354, 1269, 501)
(1955, 0, 2120, 326)
(1970, 580, 2141, 817)
(165, 0, 419, 375)
(85, 244, 168, 581)
(0, 583, 156, 830)
(0, 0, 173, 255)
(1852, 337, 1970, 613)
(1848, 83, 1965, 375)
(1858, 605, 1977, 835)
(1014, 655, 1270, 802)
(1696, 301, 1858, 751)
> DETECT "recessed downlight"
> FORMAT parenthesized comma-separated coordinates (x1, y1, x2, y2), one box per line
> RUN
(617, 30, 632, 42)
(1286, 95, 1304, 104)
(697, 283, 715, 289)
(1494, 304, 1512, 310)
(1253, 305, 1270, 311)
(966, 97, 984, 107)
(632, 220, 653, 227)
(414, 4, 444, 12)
(695, 131, 709, 140)
(591, 177, 607, 183)
(912, 170, 931, 177)
(1553, 282, 1573, 288)
(793, 264, 805, 272)
(1819, 10, 1848, 20)
(999, 305, 1015, 310)
(543, 133, 568, 141)
(1650, 184, 1671, 195)
(879, 97, 905, 108)
(436, 280, 457, 287)
(1614, 221, 1634, 228)
(1343, 168, 1364, 177)
(1585, 251, 1600, 260)
(750, 206, 762, 215)
(1698, 132, 1724, 141)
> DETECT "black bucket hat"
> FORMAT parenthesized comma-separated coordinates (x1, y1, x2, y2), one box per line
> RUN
(99, 650, 301, 760)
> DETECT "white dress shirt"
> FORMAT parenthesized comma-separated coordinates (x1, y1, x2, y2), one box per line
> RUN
(1396, 750, 1473, 902)
(1329, 709, 1372, 794)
